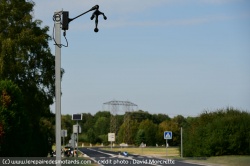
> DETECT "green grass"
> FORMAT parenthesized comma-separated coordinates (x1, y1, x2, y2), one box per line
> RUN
(103, 147, 250, 166)
(102, 147, 180, 157)
(53, 146, 250, 166)
(182, 156, 250, 166)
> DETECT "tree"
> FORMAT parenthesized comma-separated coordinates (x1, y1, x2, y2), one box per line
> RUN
(94, 116, 110, 136)
(138, 119, 157, 146)
(0, 80, 32, 156)
(117, 123, 125, 143)
(87, 128, 96, 144)
(0, 0, 59, 156)
(94, 111, 111, 120)
(130, 110, 152, 123)
(81, 113, 94, 132)
(156, 121, 168, 146)
(135, 129, 146, 146)
(183, 108, 250, 157)
(117, 119, 139, 144)
(152, 113, 170, 124)
(0, 0, 56, 104)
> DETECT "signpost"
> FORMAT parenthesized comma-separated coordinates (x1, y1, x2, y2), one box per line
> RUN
(61, 130, 67, 146)
(164, 131, 172, 157)
(181, 127, 183, 158)
(108, 133, 115, 149)
(72, 114, 82, 120)
(72, 114, 82, 157)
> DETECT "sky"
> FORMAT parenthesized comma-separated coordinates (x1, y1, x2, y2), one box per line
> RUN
(32, 0, 250, 117)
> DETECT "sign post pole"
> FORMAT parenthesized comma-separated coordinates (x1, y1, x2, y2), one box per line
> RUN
(77, 120, 79, 157)
(63, 134, 65, 147)
(108, 133, 115, 150)
(72, 114, 82, 157)
(61, 130, 67, 147)
(181, 127, 183, 158)
(164, 131, 172, 157)
(166, 139, 168, 157)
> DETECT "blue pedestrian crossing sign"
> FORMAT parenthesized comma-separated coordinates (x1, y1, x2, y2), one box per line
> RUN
(164, 131, 172, 139)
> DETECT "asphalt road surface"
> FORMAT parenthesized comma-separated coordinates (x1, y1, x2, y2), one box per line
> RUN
(79, 148, 204, 166)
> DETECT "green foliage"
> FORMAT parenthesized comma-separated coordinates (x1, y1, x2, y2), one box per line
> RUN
(0, 0, 57, 156)
(0, 80, 32, 156)
(98, 134, 108, 145)
(135, 129, 146, 146)
(81, 113, 94, 133)
(183, 108, 250, 157)
(94, 117, 110, 136)
(156, 121, 168, 145)
(94, 111, 111, 120)
(137, 119, 157, 146)
(87, 128, 96, 144)
(78, 133, 88, 143)
(0, 0, 56, 103)
(155, 115, 186, 146)
(117, 119, 139, 144)
(130, 110, 152, 123)
(61, 108, 249, 159)
(152, 113, 171, 124)
(117, 123, 125, 143)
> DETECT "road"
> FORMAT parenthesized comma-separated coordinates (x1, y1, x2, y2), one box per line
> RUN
(79, 148, 204, 166)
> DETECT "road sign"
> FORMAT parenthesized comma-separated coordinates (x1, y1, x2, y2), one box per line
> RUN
(61, 130, 67, 137)
(164, 131, 172, 139)
(72, 114, 82, 120)
(71, 134, 76, 141)
(73, 125, 81, 134)
(108, 133, 115, 142)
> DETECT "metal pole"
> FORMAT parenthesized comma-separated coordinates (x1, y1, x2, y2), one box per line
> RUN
(63, 133, 65, 147)
(55, 12, 61, 165)
(73, 134, 75, 157)
(181, 127, 183, 158)
(166, 139, 168, 157)
(77, 121, 79, 157)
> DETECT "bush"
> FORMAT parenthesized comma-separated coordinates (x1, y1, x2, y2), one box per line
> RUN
(183, 108, 250, 157)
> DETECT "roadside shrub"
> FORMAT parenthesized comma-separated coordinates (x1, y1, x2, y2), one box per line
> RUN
(183, 108, 250, 157)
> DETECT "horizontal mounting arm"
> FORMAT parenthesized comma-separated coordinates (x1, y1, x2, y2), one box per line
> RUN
(69, 5, 99, 23)
(62, 5, 99, 30)
(53, 5, 107, 47)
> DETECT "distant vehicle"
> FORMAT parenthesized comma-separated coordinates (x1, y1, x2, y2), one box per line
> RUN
(122, 151, 128, 156)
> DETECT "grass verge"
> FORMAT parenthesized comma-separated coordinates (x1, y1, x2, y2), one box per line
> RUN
(182, 156, 250, 166)
(103, 147, 249, 166)
(102, 147, 179, 157)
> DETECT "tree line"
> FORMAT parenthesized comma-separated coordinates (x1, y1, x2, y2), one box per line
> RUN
(62, 110, 180, 147)
(62, 108, 250, 157)
(183, 108, 250, 157)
